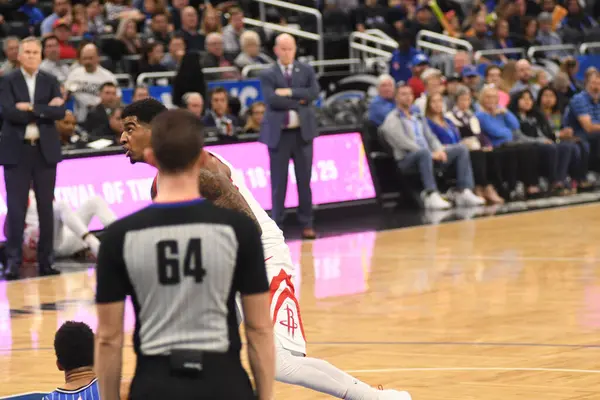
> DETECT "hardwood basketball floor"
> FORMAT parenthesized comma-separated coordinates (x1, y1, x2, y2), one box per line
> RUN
(1, 203, 600, 399)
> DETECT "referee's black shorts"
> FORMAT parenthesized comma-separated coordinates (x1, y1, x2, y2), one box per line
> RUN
(129, 352, 256, 400)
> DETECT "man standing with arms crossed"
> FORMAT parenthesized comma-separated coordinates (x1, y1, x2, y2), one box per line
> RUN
(96, 109, 274, 400)
(259, 33, 318, 239)
(120, 99, 412, 400)
(0, 36, 65, 280)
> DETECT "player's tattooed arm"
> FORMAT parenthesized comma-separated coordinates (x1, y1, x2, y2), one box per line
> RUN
(198, 169, 263, 235)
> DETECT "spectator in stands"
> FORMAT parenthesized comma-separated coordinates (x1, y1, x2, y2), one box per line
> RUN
(476, 85, 541, 197)
(115, 17, 143, 55)
(407, 53, 429, 99)
(430, 89, 505, 204)
(499, 60, 517, 93)
(354, 0, 386, 32)
(202, 86, 239, 136)
(105, 0, 143, 22)
(406, 5, 442, 38)
(84, 82, 120, 139)
(536, 70, 550, 88)
(19, 0, 45, 27)
(445, 74, 461, 109)
(52, 18, 76, 60)
(85, 0, 107, 36)
(65, 43, 118, 122)
(461, 64, 481, 97)
(389, 31, 419, 83)
(565, 68, 600, 173)
(169, 0, 186, 30)
(177, 6, 204, 51)
(40, 0, 70, 36)
(56, 110, 83, 147)
(491, 19, 517, 63)
(465, 14, 494, 56)
(148, 12, 171, 47)
(108, 107, 123, 143)
(200, 5, 222, 35)
(234, 30, 274, 69)
(453, 51, 469, 76)
(71, 4, 88, 36)
(552, 71, 574, 104)
(201, 32, 238, 79)
(368, 74, 396, 127)
(40, 35, 69, 82)
(172, 51, 205, 107)
(509, 89, 571, 194)
(161, 34, 185, 70)
(379, 84, 485, 209)
(244, 101, 265, 133)
(42, 321, 99, 400)
(510, 59, 540, 98)
(560, 57, 583, 97)
(139, 41, 167, 74)
(536, 12, 565, 59)
(414, 68, 446, 114)
(0, 36, 19, 75)
(560, 0, 598, 30)
(518, 16, 539, 50)
(538, 85, 589, 189)
(222, 7, 245, 54)
(131, 85, 149, 102)
(182, 91, 203, 117)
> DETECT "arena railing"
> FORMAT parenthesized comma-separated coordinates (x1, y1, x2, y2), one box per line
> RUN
(252, 0, 324, 73)
(136, 67, 239, 86)
(114, 73, 134, 88)
(580, 42, 600, 54)
(415, 30, 473, 58)
(474, 48, 526, 63)
(527, 44, 578, 59)
(348, 31, 397, 73)
(241, 58, 364, 78)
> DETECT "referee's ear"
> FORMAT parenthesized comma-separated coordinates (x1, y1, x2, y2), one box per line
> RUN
(143, 147, 157, 167)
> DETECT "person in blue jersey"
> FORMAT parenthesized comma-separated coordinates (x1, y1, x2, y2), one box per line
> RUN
(43, 321, 100, 400)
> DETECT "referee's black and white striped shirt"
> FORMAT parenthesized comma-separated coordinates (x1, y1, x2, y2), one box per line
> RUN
(95, 198, 267, 356)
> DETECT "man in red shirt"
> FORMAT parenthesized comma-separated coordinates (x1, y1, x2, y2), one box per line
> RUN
(53, 18, 77, 60)
(407, 53, 429, 99)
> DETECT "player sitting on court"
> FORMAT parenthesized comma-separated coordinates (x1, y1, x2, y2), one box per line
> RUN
(18, 191, 116, 262)
(42, 321, 100, 400)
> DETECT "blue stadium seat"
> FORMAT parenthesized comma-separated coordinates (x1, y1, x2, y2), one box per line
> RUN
(575, 55, 600, 81)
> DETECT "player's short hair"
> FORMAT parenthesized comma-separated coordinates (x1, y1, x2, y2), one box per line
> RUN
(54, 321, 94, 372)
(122, 98, 167, 125)
(151, 109, 204, 173)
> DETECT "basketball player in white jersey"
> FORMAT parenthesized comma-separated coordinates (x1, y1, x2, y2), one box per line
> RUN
(120, 99, 412, 400)
(17, 191, 116, 262)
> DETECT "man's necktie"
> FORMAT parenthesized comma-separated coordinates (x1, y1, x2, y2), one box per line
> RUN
(283, 66, 292, 128)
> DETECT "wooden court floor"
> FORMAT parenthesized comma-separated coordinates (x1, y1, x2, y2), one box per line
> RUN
(2, 203, 600, 399)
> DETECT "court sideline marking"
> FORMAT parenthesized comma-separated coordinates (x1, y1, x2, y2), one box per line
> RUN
(345, 367, 600, 374)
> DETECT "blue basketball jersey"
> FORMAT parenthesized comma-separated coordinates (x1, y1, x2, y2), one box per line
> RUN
(42, 378, 99, 400)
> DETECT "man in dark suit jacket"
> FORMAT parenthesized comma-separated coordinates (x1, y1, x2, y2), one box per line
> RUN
(84, 81, 120, 140)
(259, 33, 319, 239)
(0, 36, 66, 280)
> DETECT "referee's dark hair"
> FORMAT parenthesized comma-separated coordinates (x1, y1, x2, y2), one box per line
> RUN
(54, 321, 95, 371)
(151, 109, 205, 173)
(122, 98, 167, 125)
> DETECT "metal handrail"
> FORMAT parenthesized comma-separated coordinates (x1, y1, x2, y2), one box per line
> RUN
(364, 28, 397, 43)
(415, 30, 473, 58)
(350, 43, 394, 58)
(114, 73, 133, 88)
(580, 42, 600, 54)
(137, 67, 240, 85)
(527, 44, 577, 59)
(474, 48, 526, 62)
(254, 0, 324, 73)
(243, 18, 320, 41)
(241, 58, 363, 77)
(348, 31, 397, 72)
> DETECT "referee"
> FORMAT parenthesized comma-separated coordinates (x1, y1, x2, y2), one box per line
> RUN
(95, 109, 275, 400)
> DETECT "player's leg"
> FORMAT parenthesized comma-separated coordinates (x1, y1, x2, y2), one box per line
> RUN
(54, 201, 100, 256)
(75, 196, 117, 227)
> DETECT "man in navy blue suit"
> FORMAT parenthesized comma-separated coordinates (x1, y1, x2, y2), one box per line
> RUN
(0, 36, 66, 279)
(259, 33, 319, 239)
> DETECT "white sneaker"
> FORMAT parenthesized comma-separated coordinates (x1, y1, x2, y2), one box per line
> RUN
(84, 234, 100, 257)
(378, 389, 413, 400)
(421, 191, 452, 209)
(454, 188, 485, 207)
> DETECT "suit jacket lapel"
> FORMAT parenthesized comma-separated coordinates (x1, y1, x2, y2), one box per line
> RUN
(290, 61, 299, 87)
(33, 73, 44, 104)
(15, 70, 30, 103)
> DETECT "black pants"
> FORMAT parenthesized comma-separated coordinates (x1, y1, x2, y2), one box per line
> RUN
(129, 353, 256, 400)
(4, 144, 56, 270)
(469, 150, 503, 187)
(495, 143, 539, 189)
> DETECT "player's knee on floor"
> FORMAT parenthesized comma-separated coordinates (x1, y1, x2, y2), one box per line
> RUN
(275, 346, 304, 383)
